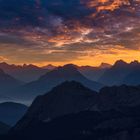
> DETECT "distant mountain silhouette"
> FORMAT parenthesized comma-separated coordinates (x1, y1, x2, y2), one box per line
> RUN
(0, 69, 23, 93)
(122, 61, 140, 85)
(41, 64, 56, 70)
(0, 102, 28, 126)
(0, 121, 10, 135)
(0, 62, 48, 82)
(123, 70, 140, 85)
(99, 63, 112, 69)
(12, 82, 140, 132)
(10, 64, 103, 102)
(78, 65, 109, 81)
(8, 82, 140, 140)
(98, 60, 140, 86)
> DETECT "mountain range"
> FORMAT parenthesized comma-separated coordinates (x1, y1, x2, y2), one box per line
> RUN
(0, 69, 23, 93)
(98, 60, 140, 86)
(8, 64, 103, 103)
(0, 0, 140, 139)
(9, 109, 140, 140)
(14, 81, 98, 131)
(78, 63, 111, 81)
(0, 62, 110, 82)
(6, 81, 140, 140)
(0, 62, 49, 82)
(1, 60, 140, 104)
(1, 60, 140, 87)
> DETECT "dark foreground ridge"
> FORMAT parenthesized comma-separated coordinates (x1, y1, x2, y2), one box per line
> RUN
(2, 81, 140, 140)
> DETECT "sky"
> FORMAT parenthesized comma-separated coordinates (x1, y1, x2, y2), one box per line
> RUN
(0, 0, 140, 66)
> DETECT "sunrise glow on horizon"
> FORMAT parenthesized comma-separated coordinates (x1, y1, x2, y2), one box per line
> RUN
(0, 0, 140, 66)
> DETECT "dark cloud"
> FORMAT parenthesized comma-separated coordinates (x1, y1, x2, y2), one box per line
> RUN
(0, 0, 138, 29)
(0, 0, 140, 64)
(0, 33, 35, 46)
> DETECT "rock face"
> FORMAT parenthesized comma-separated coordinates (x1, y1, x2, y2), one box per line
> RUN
(5, 81, 140, 140)
(12, 64, 103, 101)
(98, 85, 140, 110)
(9, 107, 140, 140)
(13, 81, 98, 132)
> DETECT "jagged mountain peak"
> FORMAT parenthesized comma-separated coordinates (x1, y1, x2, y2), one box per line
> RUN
(39, 64, 83, 81)
(12, 81, 98, 132)
(99, 63, 112, 68)
(50, 81, 96, 93)
(58, 64, 78, 70)
(113, 60, 128, 67)
(42, 64, 56, 70)
(130, 60, 139, 65)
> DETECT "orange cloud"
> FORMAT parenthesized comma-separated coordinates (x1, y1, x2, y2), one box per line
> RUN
(84, 0, 130, 11)
(70, 46, 140, 66)
(0, 0, 140, 66)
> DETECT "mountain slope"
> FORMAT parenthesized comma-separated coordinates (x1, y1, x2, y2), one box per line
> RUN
(9, 106, 140, 140)
(11, 64, 103, 102)
(41, 64, 56, 70)
(0, 102, 28, 126)
(8, 83, 140, 140)
(124, 60, 140, 85)
(98, 60, 140, 86)
(123, 69, 140, 86)
(0, 69, 23, 93)
(0, 62, 48, 82)
(0, 121, 10, 135)
(78, 65, 109, 81)
(13, 81, 98, 131)
(98, 85, 140, 110)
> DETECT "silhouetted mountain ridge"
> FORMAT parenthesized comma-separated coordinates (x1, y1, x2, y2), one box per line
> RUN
(0, 62, 48, 82)
(41, 64, 56, 70)
(99, 60, 140, 86)
(78, 65, 109, 81)
(98, 85, 140, 110)
(8, 81, 140, 140)
(0, 69, 23, 93)
(13, 81, 98, 132)
(10, 64, 103, 103)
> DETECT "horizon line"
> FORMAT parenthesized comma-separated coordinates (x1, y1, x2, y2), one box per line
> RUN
(0, 59, 140, 68)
